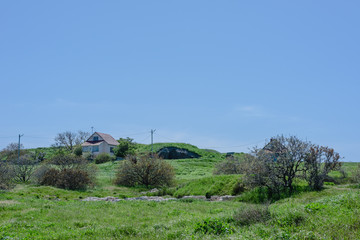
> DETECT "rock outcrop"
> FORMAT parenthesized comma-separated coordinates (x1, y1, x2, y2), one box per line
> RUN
(157, 147, 200, 159)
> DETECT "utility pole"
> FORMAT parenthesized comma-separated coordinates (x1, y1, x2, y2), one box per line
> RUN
(151, 129, 156, 154)
(91, 126, 94, 134)
(18, 134, 24, 162)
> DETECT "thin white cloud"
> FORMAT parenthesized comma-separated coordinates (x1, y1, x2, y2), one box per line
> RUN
(234, 105, 267, 117)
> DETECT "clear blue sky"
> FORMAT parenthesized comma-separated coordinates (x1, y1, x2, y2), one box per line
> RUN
(1, 1, 359, 161)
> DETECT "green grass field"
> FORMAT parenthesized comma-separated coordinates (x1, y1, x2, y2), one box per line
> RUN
(1, 144, 360, 239)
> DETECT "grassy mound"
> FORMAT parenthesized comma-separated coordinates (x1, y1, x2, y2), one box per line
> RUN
(136, 142, 224, 159)
(173, 175, 242, 198)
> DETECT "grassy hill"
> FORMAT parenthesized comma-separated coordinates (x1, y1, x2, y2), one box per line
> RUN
(1, 143, 359, 239)
(136, 142, 224, 159)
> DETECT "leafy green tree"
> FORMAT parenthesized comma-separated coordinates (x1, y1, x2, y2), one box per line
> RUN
(113, 137, 137, 158)
(73, 146, 83, 157)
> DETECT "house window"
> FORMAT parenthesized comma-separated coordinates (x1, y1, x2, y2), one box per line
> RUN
(93, 136, 99, 141)
(83, 147, 90, 152)
(110, 147, 114, 153)
(92, 146, 99, 152)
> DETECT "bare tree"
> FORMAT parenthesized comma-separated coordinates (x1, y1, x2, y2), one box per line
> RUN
(1, 143, 25, 160)
(304, 146, 341, 190)
(244, 136, 311, 196)
(76, 131, 90, 145)
(54, 130, 90, 151)
(11, 155, 38, 182)
(0, 161, 14, 189)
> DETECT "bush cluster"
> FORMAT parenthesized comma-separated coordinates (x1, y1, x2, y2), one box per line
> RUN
(194, 218, 234, 235)
(35, 154, 95, 190)
(233, 204, 270, 225)
(0, 162, 14, 190)
(39, 168, 92, 190)
(94, 153, 114, 164)
(115, 155, 174, 187)
(242, 135, 341, 199)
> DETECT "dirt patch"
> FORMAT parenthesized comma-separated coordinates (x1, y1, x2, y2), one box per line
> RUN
(0, 200, 19, 205)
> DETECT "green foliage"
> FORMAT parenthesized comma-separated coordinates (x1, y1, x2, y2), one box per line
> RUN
(115, 155, 175, 187)
(304, 202, 327, 213)
(194, 218, 234, 235)
(113, 137, 137, 158)
(73, 146, 83, 157)
(94, 153, 113, 164)
(233, 204, 270, 225)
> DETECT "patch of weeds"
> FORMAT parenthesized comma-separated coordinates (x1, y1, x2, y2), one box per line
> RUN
(111, 226, 137, 237)
(233, 204, 270, 225)
(194, 217, 234, 235)
(276, 211, 305, 228)
(305, 202, 327, 213)
(236, 187, 269, 203)
(147, 201, 157, 207)
(324, 182, 335, 186)
(168, 209, 183, 216)
(210, 208, 223, 214)
(153, 224, 169, 231)
(74, 221, 92, 228)
(167, 231, 183, 240)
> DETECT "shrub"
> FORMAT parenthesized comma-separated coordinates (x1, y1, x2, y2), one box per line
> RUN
(35, 154, 96, 190)
(304, 146, 341, 190)
(37, 167, 59, 186)
(73, 146, 83, 157)
(115, 155, 174, 187)
(113, 137, 137, 158)
(51, 154, 85, 170)
(10, 155, 38, 182)
(56, 168, 92, 190)
(0, 161, 14, 190)
(83, 152, 94, 161)
(38, 168, 93, 190)
(233, 204, 270, 225)
(194, 218, 234, 235)
(94, 153, 113, 164)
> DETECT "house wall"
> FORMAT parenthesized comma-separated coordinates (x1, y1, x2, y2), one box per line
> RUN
(83, 142, 116, 156)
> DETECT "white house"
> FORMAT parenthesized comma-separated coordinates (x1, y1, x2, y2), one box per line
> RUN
(81, 132, 119, 156)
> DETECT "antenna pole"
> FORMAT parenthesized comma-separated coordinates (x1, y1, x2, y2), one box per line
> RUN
(151, 129, 156, 155)
(18, 134, 24, 162)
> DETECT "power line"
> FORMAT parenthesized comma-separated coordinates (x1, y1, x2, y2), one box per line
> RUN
(121, 131, 149, 137)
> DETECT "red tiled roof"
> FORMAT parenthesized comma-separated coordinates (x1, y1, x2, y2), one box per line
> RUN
(96, 132, 119, 146)
(81, 132, 119, 146)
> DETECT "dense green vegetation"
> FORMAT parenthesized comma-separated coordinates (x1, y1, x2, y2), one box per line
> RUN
(0, 142, 360, 239)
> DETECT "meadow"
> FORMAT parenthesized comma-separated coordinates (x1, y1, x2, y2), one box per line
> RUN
(0, 144, 360, 239)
